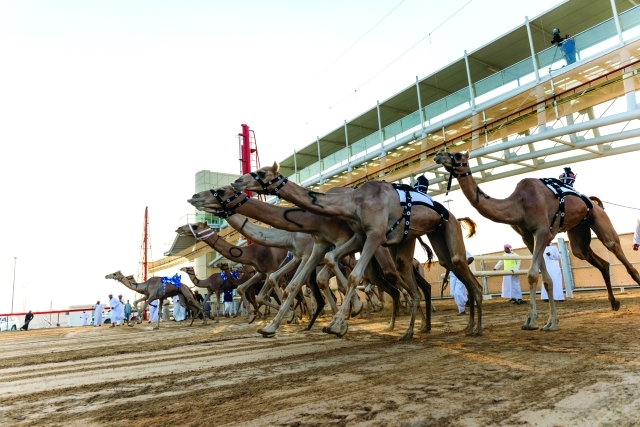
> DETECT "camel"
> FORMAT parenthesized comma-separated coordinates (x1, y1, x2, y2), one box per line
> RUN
(227, 163, 483, 339)
(215, 263, 264, 317)
(105, 271, 206, 329)
(188, 185, 431, 339)
(174, 223, 290, 323)
(434, 150, 640, 331)
(179, 266, 255, 323)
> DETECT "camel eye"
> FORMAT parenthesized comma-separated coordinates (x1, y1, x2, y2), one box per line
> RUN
(258, 171, 266, 178)
(218, 188, 225, 196)
(454, 153, 462, 160)
(192, 194, 199, 198)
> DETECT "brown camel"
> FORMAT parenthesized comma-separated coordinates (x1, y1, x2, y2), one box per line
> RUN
(434, 150, 640, 330)
(179, 266, 254, 323)
(215, 263, 265, 317)
(188, 185, 431, 339)
(211, 165, 481, 339)
(105, 271, 206, 329)
(174, 223, 290, 323)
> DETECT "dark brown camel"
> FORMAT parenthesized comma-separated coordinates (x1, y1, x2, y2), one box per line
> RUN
(434, 150, 640, 330)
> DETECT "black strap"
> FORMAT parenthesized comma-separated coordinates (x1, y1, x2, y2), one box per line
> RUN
(445, 153, 471, 196)
(540, 178, 593, 232)
(209, 189, 249, 218)
(387, 184, 448, 241)
(249, 172, 289, 195)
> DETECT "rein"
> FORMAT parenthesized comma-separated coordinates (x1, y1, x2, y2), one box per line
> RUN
(249, 172, 288, 195)
(445, 153, 471, 196)
(189, 223, 218, 243)
(209, 189, 249, 218)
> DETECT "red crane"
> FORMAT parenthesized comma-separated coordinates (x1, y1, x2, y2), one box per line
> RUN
(137, 206, 152, 282)
(239, 124, 264, 201)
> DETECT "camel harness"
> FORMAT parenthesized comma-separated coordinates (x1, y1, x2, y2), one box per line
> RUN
(540, 178, 593, 232)
(209, 189, 249, 218)
(444, 153, 472, 196)
(249, 172, 289, 195)
(387, 183, 449, 241)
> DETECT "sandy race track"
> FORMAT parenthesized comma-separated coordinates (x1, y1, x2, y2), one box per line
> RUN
(2, 289, 640, 427)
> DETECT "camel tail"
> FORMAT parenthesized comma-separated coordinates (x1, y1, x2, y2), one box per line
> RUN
(457, 217, 477, 238)
(417, 236, 434, 270)
(589, 196, 604, 210)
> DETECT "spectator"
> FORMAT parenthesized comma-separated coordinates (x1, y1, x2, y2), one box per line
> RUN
(449, 251, 474, 315)
(124, 299, 132, 322)
(551, 28, 576, 66)
(203, 294, 212, 319)
(194, 290, 204, 304)
(94, 301, 104, 326)
(223, 288, 234, 317)
(494, 244, 524, 304)
(633, 215, 640, 251)
(20, 310, 34, 331)
(108, 293, 125, 328)
(148, 300, 159, 323)
(541, 241, 564, 302)
(81, 311, 89, 326)
(172, 295, 186, 321)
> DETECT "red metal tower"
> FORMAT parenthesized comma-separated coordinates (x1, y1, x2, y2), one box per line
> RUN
(137, 206, 152, 282)
(239, 124, 264, 200)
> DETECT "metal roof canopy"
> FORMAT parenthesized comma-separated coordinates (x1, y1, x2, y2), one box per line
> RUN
(277, 0, 635, 177)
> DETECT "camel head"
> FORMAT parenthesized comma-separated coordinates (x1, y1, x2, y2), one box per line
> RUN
(105, 270, 125, 281)
(433, 151, 470, 172)
(175, 222, 213, 239)
(180, 266, 196, 275)
(231, 161, 281, 193)
(216, 262, 230, 270)
(187, 185, 244, 214)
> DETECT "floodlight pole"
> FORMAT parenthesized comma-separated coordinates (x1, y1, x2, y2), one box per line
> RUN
(11, 257, 16, 314)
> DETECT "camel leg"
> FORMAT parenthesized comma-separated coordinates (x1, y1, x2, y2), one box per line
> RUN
(522, 227, 553, 331)
(323, 234, 367, 337)
(317, 266, 339, 314)
(156, 298, 163, 329)
(237, 273, 265, 323)
(568, 224, 621, 311)
(215, 292, 221, 323)
(137, 299, 152, 328)
(131, 296, 147, 324)
(267, 257, 302, 322)
(256, 251, 320, 337)
(386, 242, 423, 340)
(255, 275, 285, 315)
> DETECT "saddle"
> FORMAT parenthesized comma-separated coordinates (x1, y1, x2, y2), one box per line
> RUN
(540, 178, 593, 232)
(161, 274, 182, 288)
(387, 183, 450, 241)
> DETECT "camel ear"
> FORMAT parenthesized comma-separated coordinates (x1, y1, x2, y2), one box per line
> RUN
(272, 161, 280, 174)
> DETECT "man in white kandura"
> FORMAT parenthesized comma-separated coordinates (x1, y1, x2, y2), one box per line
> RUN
(449, 250, 474, 315)
(541, 241, 564, 302)
(81, 310, 89, 326)
(633, 215, 640, 251)
(148, 299, 159, 323)
(94, 301, 104, 326)
(172, 295, 186, 321)
(108, 293, 125, 328)
(494, 244, 524, 305)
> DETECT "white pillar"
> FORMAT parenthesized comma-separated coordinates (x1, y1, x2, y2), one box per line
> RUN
(464, 51, 475, 111)
(293, 149, 298, 183)
(558, 238, 574, 298)
(316, 136, 323, 184)
(377, 100, 385, 156)
(525, 16, 540, 82)
(416, 76, 425, 133)
(610, 0, 624, 45)
(344, 120, 352, 171)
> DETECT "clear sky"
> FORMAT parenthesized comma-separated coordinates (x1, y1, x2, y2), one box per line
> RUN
(3, 0, 639, 312)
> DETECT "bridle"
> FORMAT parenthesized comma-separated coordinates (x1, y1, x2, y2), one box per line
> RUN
(249, 171, 288, 195)
(208, 189, 249, 218)
(445, 153, 472, 196)
(189, 223, 219, 244)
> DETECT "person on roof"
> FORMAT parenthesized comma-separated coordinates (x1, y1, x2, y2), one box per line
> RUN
(551, 28, 576, 66)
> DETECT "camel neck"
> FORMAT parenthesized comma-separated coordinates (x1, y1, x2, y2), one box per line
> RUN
(231, 197, 319, 232)
(456, 173, 518, 224)
(227, 214, 294, 248)
(185, 272, 200, 285)
(202, 231, 252, 263)
(272, 180, 350, 220)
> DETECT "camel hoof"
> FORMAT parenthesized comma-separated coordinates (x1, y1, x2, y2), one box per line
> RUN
(612, 300, 621, 311)
(127, 323, 135, 327)
(215, 319, 219, 323)
(350, 299, 363, 318)
(153, 326, 159, 330)
(399, 332, 413, 341)
(541, 320, 559, 331)
(248, 314, 256, 324)
(321, 326, 329, 334)
(261, 332, 276, 338)
(286, 311, 295, 324)
(521, 321, 537, 330)
(335, 322, 348, 338)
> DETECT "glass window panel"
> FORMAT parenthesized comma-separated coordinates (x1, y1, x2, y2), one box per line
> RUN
(425, 98, 447, 122)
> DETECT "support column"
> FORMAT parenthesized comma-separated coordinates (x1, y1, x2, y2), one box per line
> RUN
(610, 0, 624, 46)
(525, 16, 540, 82)
(344, 120, 352, 172)
(316, 136, 323, 184)
(558, 238, 574, 298)
(377, 100, 385, 157)
(416, 76, 425, 133)
(464, 50, 476, 112)
(293, 149, 298, 183)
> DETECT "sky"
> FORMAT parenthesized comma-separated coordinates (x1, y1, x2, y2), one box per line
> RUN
(2, 0, 639, 312)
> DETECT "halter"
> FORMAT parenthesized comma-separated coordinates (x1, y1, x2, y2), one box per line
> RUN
(209, 189, 249, 218)
(249, 172, 289, 195)
(445, 153, 472, 196)
(189, 223, 217, 241)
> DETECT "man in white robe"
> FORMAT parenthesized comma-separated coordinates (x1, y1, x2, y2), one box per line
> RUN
(494, 244, 523, 304)
(148, 300, 159, 323)
(449, 250, 474, 315)
(94, 301, 104, 326)
(81, 311, 89, 326)
(172, 295, 185, 321)
(541, 242, 564, 301)
(108, 293, 125, 327)
(633, 216, 640, 251)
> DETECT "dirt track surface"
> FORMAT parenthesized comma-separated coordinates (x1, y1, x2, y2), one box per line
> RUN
(2, 290, 640, 427)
